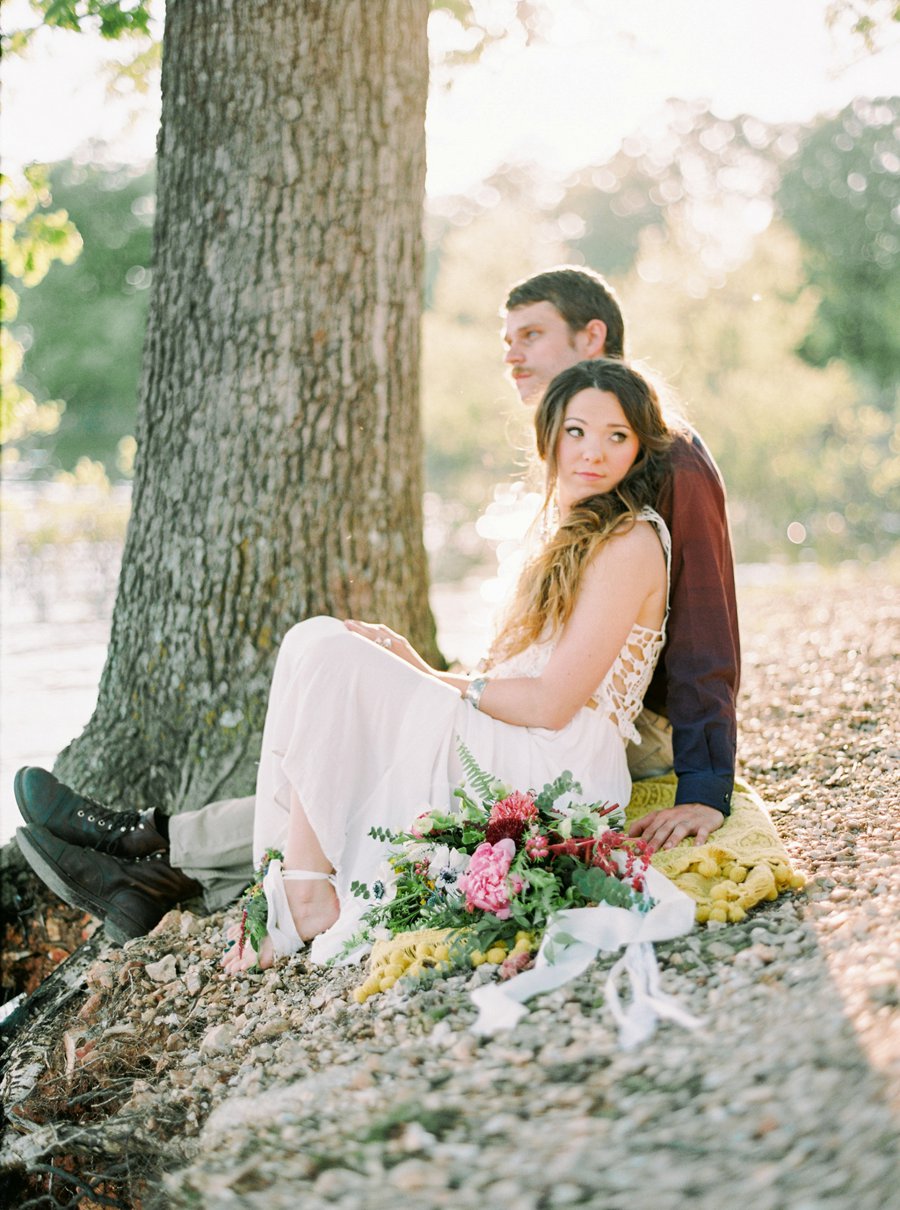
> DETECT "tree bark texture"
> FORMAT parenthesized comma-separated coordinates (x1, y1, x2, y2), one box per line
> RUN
(55, 0, 434, 813)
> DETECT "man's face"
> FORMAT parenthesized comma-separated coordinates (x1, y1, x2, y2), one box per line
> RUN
(503, 301, 601, 405)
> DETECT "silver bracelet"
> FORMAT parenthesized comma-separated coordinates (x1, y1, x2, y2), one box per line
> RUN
(463, 676, 489, 710)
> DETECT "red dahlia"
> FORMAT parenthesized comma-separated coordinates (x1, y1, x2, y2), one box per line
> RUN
(485, 790, 538, 846)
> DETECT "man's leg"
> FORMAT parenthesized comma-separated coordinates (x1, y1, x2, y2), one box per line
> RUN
(626, 707, 674, 781)
(169, 795, 256, 911)
(15, 768, 256, 935)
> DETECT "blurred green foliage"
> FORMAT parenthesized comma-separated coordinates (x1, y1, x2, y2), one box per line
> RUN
(562, 103, 787, 280)
(826, 1, 900, 52)
(620, 219, 894, 563)
(421, 99, 899, 567)
(778, 98, 900, 394)
(1, 0, 152, 49)
(430, 0, 543, 71)
(8, 159, 154, 473)
(421, 200, 564, 579)
(0, 166, 82, 446)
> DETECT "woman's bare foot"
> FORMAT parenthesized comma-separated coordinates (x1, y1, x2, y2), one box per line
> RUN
(285, 876, 341, 942)
(221, 919, 272, 975)
(220, 878, 339, 976)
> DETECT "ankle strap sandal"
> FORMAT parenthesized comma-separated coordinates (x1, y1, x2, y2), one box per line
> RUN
(262, 859, 337, 959)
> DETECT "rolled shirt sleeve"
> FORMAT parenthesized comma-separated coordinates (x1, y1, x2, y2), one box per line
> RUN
(645, 431, 740, 814)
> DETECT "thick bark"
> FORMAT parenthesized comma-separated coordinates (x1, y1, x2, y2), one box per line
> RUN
(55, 0, 434, 812)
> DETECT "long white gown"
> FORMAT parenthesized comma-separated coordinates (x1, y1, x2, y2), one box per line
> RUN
(252, 509, 671, 964)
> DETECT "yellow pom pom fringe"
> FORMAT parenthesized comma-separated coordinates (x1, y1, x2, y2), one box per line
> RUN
(353, 928, 537, 1004)
(626, 774, 804, 926)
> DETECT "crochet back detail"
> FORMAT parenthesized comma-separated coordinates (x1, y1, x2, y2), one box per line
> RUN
(486, 508, 671, 744)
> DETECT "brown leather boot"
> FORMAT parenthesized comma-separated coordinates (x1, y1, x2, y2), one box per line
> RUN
(16, 826, 202, 943)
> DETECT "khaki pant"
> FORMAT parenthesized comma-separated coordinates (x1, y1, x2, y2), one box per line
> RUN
(169, 795, 256, 911)
(626, 707, 674, 781)
(171, 706, 675, 913)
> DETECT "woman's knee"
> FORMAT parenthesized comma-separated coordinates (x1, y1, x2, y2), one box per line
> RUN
(272, 616, 344, 677)
(280, 615, 342, 650)
(278, 616, 363, 674)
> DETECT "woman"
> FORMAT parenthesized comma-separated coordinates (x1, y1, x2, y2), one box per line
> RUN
(223, 358, 676, 974)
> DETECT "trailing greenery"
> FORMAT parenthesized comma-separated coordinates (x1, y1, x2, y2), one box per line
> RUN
(455, 739, 502, 802)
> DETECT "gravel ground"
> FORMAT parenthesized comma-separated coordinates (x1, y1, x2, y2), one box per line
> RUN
(1, 569, 898, 1209)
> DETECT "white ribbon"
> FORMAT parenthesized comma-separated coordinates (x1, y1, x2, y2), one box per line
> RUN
(604, 941, 703, 1049)
(470, 866, 702, 1048)
(262, 859, 304, 958)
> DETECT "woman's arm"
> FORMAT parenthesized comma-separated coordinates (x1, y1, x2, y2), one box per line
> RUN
(343, 619, 481, 701)
(343, 619, 439, 675)
(345, 520, 665, 731)
(474, 521, 666, 730)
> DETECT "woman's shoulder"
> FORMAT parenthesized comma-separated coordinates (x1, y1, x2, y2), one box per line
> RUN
(588, 516, 666, 576)
(574, 519, 666, 630)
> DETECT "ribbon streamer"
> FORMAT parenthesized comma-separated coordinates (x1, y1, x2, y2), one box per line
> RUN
(470, 865, 701, 1047)
(262, 859, 304, 958)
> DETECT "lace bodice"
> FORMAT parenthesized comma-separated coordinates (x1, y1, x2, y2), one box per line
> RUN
(485, 508, 672, 743)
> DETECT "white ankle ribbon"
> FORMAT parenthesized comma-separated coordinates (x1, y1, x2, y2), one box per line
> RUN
(469, 867, 702, 1048)
(262, 859, 304, 958)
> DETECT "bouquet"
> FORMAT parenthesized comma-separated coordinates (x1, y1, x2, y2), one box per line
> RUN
(346, 741, 656, 978)
(237, 744, 699, 1046)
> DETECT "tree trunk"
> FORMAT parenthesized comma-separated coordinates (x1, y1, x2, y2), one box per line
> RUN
(55, 0, 434, 813)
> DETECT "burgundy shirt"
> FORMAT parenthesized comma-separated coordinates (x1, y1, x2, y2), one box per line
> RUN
(646, 430, 740, 814)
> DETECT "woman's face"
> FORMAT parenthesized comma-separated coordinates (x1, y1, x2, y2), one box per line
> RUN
(554, 388, 640, 516)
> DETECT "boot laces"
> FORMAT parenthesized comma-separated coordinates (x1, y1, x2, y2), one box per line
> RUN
(75, 799, 144, 834)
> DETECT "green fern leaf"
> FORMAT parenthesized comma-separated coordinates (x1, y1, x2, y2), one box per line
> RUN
(456, 737, 496, 801)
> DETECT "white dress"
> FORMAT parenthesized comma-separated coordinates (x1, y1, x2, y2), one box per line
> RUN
(252, 509, 671, 963)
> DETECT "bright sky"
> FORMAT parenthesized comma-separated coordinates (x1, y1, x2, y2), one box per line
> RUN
(2, 0, 898, 195)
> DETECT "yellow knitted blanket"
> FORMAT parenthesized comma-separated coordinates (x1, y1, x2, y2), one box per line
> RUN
(625, 772, 804, 923)
(354, 774, 804, 1002)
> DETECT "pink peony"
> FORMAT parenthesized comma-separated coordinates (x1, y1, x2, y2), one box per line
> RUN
(457, 838, 521, 919)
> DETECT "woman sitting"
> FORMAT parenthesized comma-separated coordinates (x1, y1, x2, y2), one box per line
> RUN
(223, 358, 709, 974)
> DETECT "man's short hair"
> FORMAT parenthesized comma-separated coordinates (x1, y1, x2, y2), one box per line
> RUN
(505, 266, 625, 359)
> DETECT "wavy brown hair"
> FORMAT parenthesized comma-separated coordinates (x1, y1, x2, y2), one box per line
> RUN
(486, 359, 675, 667)
(505, 266, 626, 359)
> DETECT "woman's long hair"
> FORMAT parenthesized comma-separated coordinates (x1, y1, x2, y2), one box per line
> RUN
(486, 359, 675, 667)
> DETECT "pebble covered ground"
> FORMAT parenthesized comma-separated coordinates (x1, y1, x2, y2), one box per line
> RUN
(1, 570, 898, 1209)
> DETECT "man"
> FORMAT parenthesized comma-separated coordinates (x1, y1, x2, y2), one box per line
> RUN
(15, 265, 739, 942)
(502, 269, 738, 851)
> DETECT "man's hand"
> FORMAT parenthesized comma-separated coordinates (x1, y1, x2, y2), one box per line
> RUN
(628, 803, 724, 851)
